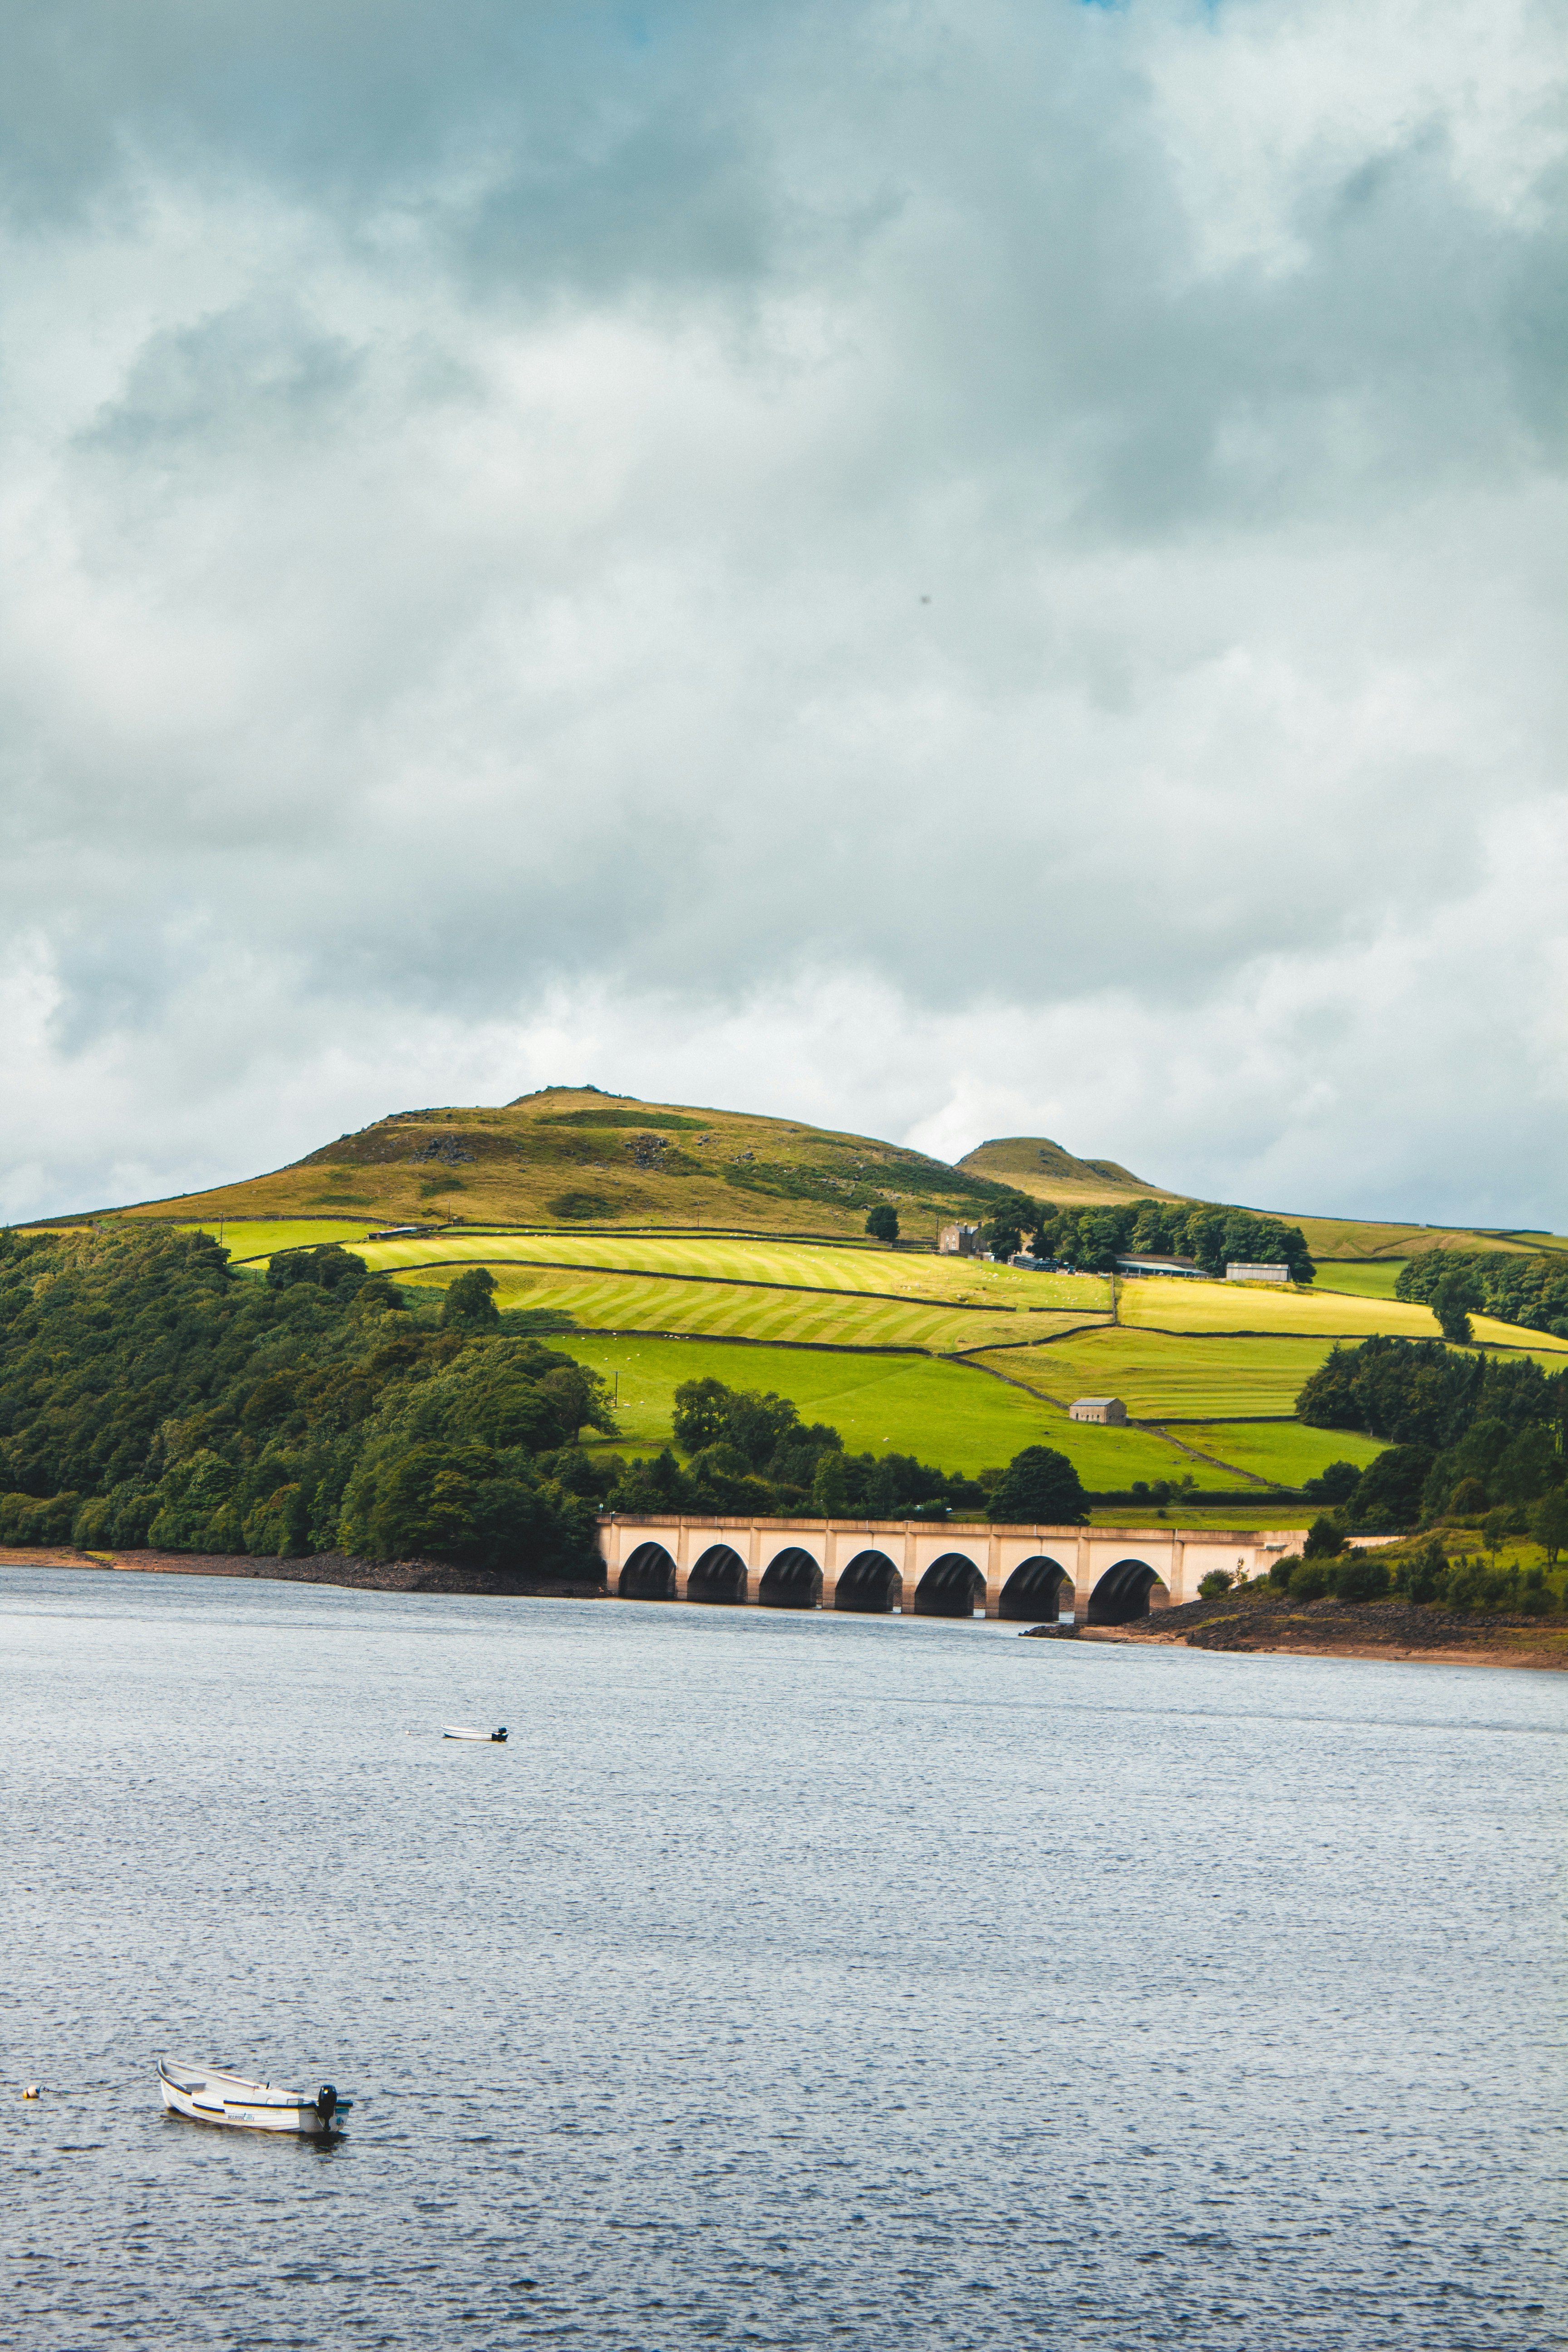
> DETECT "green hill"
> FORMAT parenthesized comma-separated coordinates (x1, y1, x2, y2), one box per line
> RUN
(956, 1135, 1186, 1204)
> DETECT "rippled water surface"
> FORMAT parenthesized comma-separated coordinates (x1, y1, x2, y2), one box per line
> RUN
(3, 1565, 1564, 2350)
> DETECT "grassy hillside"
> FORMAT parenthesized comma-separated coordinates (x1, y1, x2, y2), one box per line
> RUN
(97, 1088, 1030, 1243)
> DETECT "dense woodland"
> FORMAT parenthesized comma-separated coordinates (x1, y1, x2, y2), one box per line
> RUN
(1297, 1336, 1567, 1530)
(0, 1229, 1085, 1575)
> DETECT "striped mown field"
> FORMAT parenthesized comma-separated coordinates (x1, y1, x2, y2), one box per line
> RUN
(170, 1218, 1568, 1490)
(483, 1264, 1101, 1354)
(347, 1230, 1109, 1313)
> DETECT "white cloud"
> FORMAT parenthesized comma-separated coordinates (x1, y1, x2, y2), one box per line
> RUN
(0, 0, 1563, 1224)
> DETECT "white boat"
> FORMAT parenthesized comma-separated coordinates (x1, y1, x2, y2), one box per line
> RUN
(443, 1724, 508, 1742)
(158, 2060, 341, 2135)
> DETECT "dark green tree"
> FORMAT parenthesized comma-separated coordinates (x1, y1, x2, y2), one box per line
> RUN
(1347, 1443, 1434, 1532)
(865, 1204, 900, 1244)
(1302, 1460, 1361, 1505)
(1303, 1513, 1347, 1558)
(984, 1206, 1025, 1259)
(672, 1377, 731, 1452)
(987, 1446, 1088, 1524)
(440, 1266, 500, 1329)
(1432, 1269, 1480, 1344)
(1531, 1489, 1568, 1566)
(1394, 1534, 1447, 1604)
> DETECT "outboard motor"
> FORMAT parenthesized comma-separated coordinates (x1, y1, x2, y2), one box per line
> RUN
(316, 2085, 338, 2126)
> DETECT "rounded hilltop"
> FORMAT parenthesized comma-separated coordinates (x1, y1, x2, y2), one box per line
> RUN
(97, 1085, 1024, 1241)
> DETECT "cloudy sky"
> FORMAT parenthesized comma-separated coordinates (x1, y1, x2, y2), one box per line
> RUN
(3, 0, 1564, 1226)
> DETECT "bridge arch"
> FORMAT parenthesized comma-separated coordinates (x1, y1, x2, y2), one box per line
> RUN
(913, 1552, 986, 1617)
(998, 1555, 1071, 1622)
(619, 1541, 677, 1601)
(688, 1543, 748, 1604)
(1088, 1558, 1169, 1624)
(759, 1547, 822, 1609)
(834, 1549, 901, 1613)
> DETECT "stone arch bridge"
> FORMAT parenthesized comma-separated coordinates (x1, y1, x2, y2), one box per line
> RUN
(597, 1515, 1303, 1623)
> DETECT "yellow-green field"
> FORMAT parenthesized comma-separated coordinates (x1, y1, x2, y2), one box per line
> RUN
(1286, 1215, 1540, 1261)
(555, 1336, 1257, 1487)
(1117, 1274, 1568, 1353)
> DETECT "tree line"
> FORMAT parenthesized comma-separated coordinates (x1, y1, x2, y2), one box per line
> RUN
(977, 1196, 1315, 1283)
(1394, 1247, 1568, 1342)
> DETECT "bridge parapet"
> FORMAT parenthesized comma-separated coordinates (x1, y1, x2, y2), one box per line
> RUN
(596, 1514, 1308, 1622)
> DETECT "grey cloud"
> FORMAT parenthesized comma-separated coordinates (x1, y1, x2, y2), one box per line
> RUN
(0, 0, 1563, 1222)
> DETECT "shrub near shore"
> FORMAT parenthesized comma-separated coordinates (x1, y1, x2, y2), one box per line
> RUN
(1264, 1525, 1566, 1617)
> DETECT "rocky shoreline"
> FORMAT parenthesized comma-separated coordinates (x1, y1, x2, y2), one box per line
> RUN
(1039, 1584, 1568, 1670)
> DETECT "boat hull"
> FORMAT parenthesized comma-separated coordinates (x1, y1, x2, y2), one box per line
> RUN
(159, 2063, 334, 2136)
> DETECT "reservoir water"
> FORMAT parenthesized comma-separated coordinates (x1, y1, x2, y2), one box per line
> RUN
(4, 1564, 1563, 2350)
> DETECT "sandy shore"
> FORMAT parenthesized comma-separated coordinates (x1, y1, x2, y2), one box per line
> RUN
(1078, 1626, 1561, 1671)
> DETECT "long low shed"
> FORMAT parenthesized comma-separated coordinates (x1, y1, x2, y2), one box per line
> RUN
(596, 1514, 1309, 1622)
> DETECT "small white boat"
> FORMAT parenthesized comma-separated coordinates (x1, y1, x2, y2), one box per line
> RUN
(159, 2060, 341, 2136)
(443, 1724, 507, 1742)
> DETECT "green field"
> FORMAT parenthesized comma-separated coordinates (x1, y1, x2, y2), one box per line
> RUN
(1087, 1505, 1309, 1532)
(1310, 1260, 1409, 1299)
(1167, 1422, 1388, 1485)
(194, 1219, 387, 1256)
(968, 1331, 1339, 1420)
(554, 1335, 1249, 1487)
